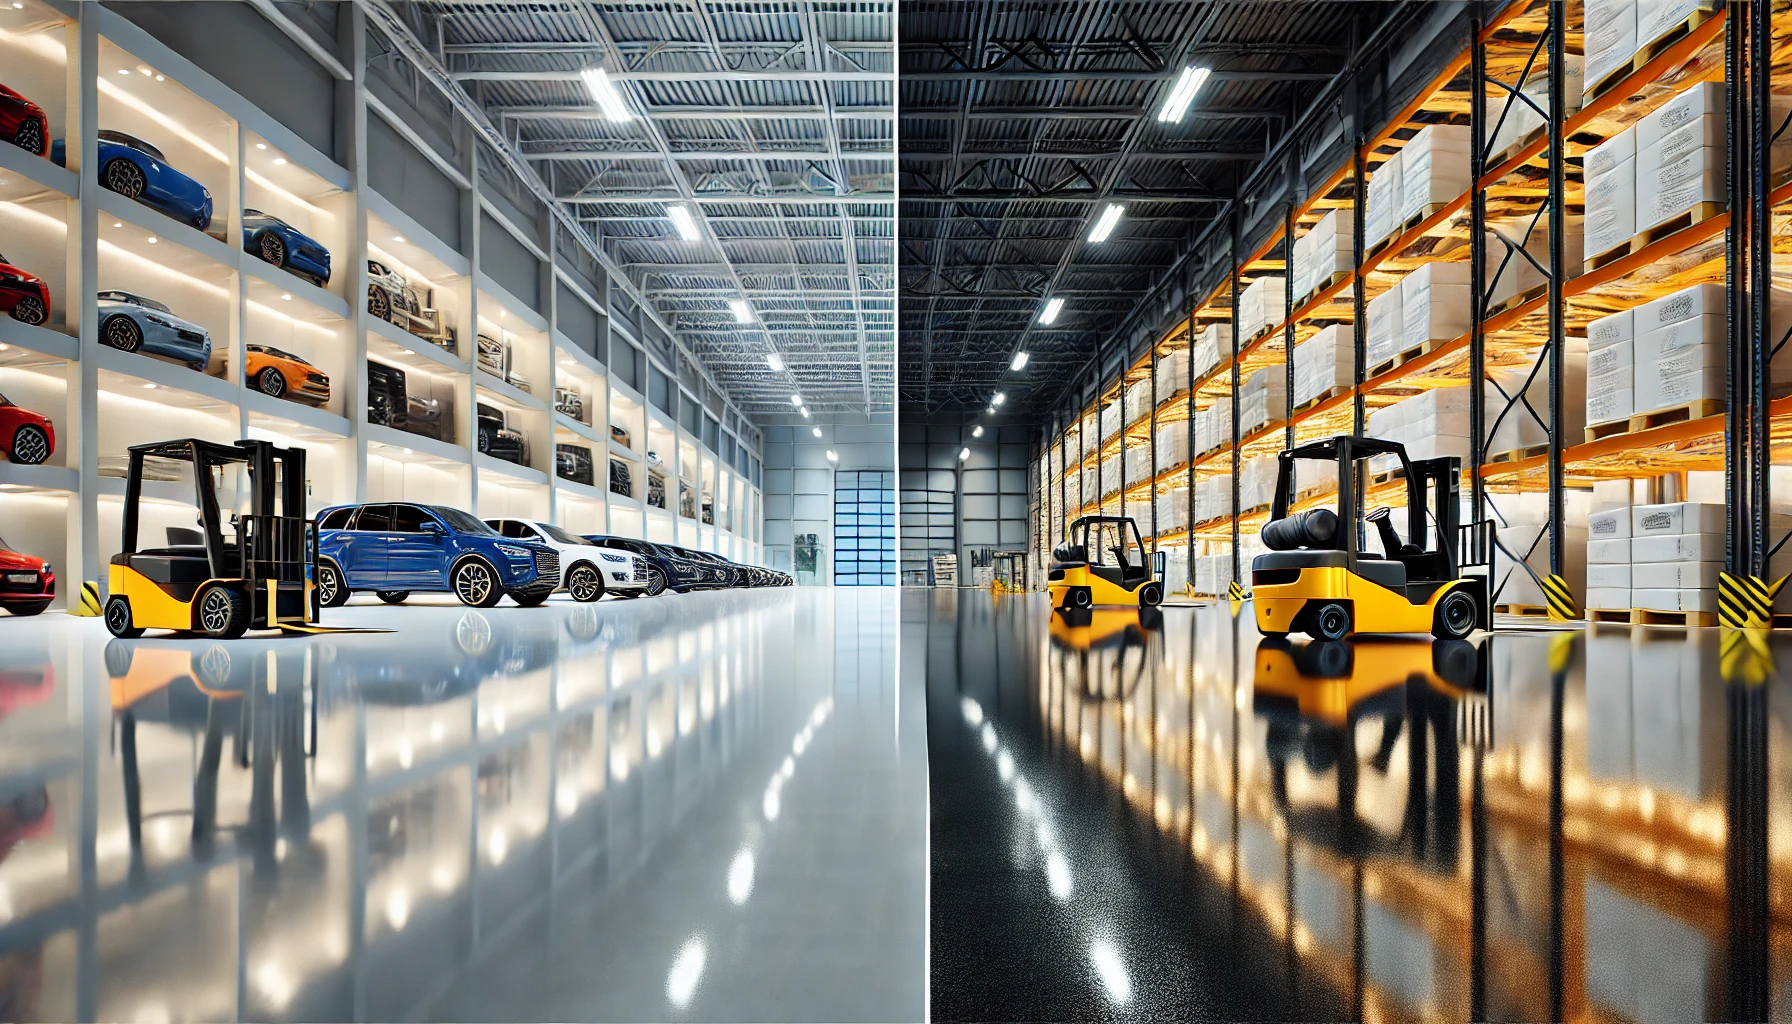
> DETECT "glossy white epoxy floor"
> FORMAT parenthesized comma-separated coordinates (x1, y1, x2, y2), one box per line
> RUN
(0, 588, 925, 1023)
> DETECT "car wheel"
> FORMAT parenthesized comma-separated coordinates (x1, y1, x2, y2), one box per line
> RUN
(9, 295, 46, 326)
(196, 584, 249, 639)
(452, 558, 503, 608)
(367, 286, 390, 321)
(376, 590, 409, 605)
(257, 232, 286, 268)
(1433, 589, 1479, 640)
(566, 563, 603, 602)
(643, 565, 667, 597)
(12, 117, 43, 155)
(510, 590, 550, 607)
(104, 595, 145, 638)
(9, 424, 50, 465)
(103, 314, 143, 353)
(102, 157, 145, 199)
(316, 560, 351, 608)
(1312, 602, 1352, 642)
(257, 366, 287, 398)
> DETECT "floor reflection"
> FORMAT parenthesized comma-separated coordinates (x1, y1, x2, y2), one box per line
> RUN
(0, 589, 922, 1023)
(924, 591, 1792, 1022)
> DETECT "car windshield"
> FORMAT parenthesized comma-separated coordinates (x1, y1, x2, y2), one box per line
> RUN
(535, 523, 588, 546)
(0, 393, 11, 407)
(245, 209, 288, 228)
(430, 507, 498, 536)
(98, 130, 163, 161)
(100, 291, 171, 314)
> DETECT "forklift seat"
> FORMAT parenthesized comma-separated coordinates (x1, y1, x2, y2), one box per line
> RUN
(1052, 542, 1087, 565)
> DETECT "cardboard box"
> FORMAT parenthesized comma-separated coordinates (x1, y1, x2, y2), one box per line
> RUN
(1633, 560, 1722, 590)
(1631, 501, 1725, 536)
(1588, 307, 1635, 351)
(1632, 531, 1723, 562)
(1401, 125, 1473, 222)
(1155, 349, 1190, 397)
(1635, 364, 1722, 413)
(1584, 0, 1638, 96)
(1588, 388, 1634, 426)
(1589, 507, 1633, 540)
(1636, 82, 1723, 153)
(1238, 276, 1287, 339)
(1588, 341, 1634, 383)
(1365, 150, 1404, 250)
(1585, 586, 1633, 610)
(1638, 0, 1718, 51)
(1633, 587, 1720, 612)
(1366, 283, 1404, 366)
(1402, 261, 1474, 349)
(1637, 166, 1725, 231)
(1293, 325, 1353, 406)
(1588, 537, 1632, 563)
(1190, 323, 1232, 378)
(1585, 128, 1637, 181)
(1588, 563, 1633, 589)
(1584, 164, 1635, 257)
(1636, 283, 1722, 332)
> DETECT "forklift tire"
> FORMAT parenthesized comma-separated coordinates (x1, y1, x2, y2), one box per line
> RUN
(376, 591, 410, 605)
(1066, 587, 1092, 610)
(1433, 588, 1478, 640)
(104, 596, 145, 639)
(196, 584, 250, 639)
(1137, 582, 1163, 608)
(317, 561, 351, 608)
(1311, 602, 1352, 642)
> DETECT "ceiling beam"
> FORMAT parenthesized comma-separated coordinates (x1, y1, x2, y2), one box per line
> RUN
(898, 191, 1225, 204)
(901, 106, 1282, 121)
(496, 104, 892, 121)
(899, 69, 1333, 82)
(453, 69, 888, 82)
(527, 148, 893, 161)
(903, 147, 1262, 162)
(562, 193, 897, 205)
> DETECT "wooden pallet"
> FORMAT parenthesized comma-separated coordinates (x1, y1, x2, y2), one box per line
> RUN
(1489, 442, 1549, 464)
(1293, 386, 1351, 415)
(1635, 202, 1724, 248)
(1583, 399, 1725, 443)
(1631, 607, 1720, 627)
(1370, 466, 1408, 487)
(1296, 270, 1351, 310)
(1487, 282, 1547, 317)
(1634, 6, 1718, 68)
(1587, 608, 1634, 624)
(1583, 238, 1637, 274)
(1494, 603, 1551, 618)
(1585, 417, 1633, 443)
(1401, 202, 1449, 233)
(1367, 338, 1439, 379)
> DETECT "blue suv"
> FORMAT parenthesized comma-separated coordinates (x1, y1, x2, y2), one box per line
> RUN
(314, 503, 558, 608)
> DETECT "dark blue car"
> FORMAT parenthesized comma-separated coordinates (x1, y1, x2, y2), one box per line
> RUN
(314, 503, 558, 609)
(55, 130, 212, 230)
(243, 209, 331, 287)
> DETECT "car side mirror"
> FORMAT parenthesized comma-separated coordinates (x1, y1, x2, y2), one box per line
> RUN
(421, 521, 444, 534)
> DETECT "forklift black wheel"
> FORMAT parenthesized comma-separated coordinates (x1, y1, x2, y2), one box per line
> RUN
(1137, 582, 1163, 608)
(1312, 602, 1352, 642)
(376, 591, 410, 605)
(1433, 589, 1478, 640)
(196, 585, 250, 639)
(509, 590, 551, 607)
(1067, 587, 1092, 609)
(317, 561, 351, 608)
(104, 596, 144, 639)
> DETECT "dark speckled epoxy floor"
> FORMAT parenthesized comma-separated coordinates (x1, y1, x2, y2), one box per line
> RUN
(919, 589, 1792, 1023)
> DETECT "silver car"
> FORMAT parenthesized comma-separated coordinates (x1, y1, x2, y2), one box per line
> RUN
(96, 290, 211, 372)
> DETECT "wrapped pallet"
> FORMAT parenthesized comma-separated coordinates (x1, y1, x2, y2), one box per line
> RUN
(1100, 454, 1121, 497)
(1239, 365, 1289, 435)
(1124, 379, 1151, 426)
(1160, 545, 1190, 596)
(1584, 128, 1635, 259)
(1156, 421, 1190, 469)
(1238, 276, 1287, 341)
(1155, 348, 1191, 398)
(1366, 281, 1405, 369)
(1124, 443, 1153, 488)
(1157, 489, 1190, 534)
(1403, 261, 1474, 351)
(1484, 337, 1588, 453)
(1294, 209, 1352, 302)
(1195, 474, 1233, 524)
(1100, 401, 1121, 441)
(1365, 149, 1404, 252)
(1400, 125, 1473, 224)
(1488, 54, 1584, 156)
(1239, 455, 1279, 510)
(1190, 323, 1233, 378)
(1293, 325, 1354, 408)
(1583, 0, 1637, 102)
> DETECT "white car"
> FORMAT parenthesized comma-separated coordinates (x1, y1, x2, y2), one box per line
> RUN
(482, 518, 647, 601)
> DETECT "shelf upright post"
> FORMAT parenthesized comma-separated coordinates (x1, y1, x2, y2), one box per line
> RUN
(64, 5, 101, 593)
(1283, 187, 1297, 457)
(1469, 4, 1488, 528)
(1545, 0, 1567, 595)
(1186, 253, 1198, 587)
(1229, 208, 1242, 588)
(1149, 326, 1159, 554)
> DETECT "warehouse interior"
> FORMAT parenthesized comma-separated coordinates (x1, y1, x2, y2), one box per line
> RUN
(2, 0, 1792, 1021)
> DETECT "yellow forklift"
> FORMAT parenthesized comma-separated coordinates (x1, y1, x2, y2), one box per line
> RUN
(1047, 515, 1165, 609)
(104, 439, 316, 639)
(1251, 436, 1489, 640)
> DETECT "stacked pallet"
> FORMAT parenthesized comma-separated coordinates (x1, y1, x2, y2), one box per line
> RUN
(1292, 325, 1353, 409)
(1239, 366, 1288, 435)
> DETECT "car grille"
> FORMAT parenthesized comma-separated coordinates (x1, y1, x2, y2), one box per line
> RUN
(0, 572, 43, 595)
(300, 247, 327, 262)
(534, 549, 559, 581)
(177, 329, 204, 343)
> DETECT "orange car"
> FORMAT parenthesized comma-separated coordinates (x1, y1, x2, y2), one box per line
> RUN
(243, 343, 329, 404)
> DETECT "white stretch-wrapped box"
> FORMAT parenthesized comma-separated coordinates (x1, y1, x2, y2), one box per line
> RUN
(1124, 379, 1150, 426)
(1125, 444, 1152, 487)
(1156, 422, 1189, 469)
(1488, 54, 1584, 156)
(1238, 276, 1287, 340)
(1365, 150, 1403, 251)
(1400, 125, 1473, 223)
(1584, 128, 1635, 257)
(1584, 0, 1638, 98)
(1366, 281, 1404, 367)
(1587, 308, 1636, 425)
(1100, 401, 1120, 440)
(1403, 261, 1474, 350)
(1157, 490, 1189, 533)
(1155, 348, 1190, 398)
(1239, 456, 1279, 510)
(1295, 209, 1352, 300)
(1101, 456, 1122, 497)
(1190, 323, 1233, 378)
(1293, 325, 1354, 407)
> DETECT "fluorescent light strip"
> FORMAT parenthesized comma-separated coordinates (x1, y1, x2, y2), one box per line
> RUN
(765, 352, 783, 371)
(1010, 351, 1030, 371)
(1088, 203, 1124, 244)
(1157, 66, 1212, 123)
(728, 299, 752, 323)
(580, 68, 633, 123)
(97, 238, 232, 299)
(1038, 297, 1064, 325)
(666, 205, 701, 241)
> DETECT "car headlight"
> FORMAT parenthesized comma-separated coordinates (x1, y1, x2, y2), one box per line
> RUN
(495, 544, 533, 559)
(39, 563, 50, 576)
(598, 552, 628, 563)
(145, 314, 172, 327)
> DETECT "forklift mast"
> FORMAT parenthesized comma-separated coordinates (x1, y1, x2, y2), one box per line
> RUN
(120, 438, 310, 586)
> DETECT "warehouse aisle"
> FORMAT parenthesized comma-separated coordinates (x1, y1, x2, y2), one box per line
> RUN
(920, 591, 1788, 1022)
(0, 589, 926, 1023)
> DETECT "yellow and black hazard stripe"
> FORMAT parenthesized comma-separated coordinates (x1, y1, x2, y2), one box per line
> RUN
(1720, 627, 1774, 685)
(275, 622, 395, 635)
(1541, 573, 1576, 622)
(1718, 572, 1774, 629)
(1227, 579, 1247, 617)
(71, 581, 102, 617)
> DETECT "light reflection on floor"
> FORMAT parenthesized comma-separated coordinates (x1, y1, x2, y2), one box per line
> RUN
(925, 591, 1792, 1022)
(0, 589, 923, 1023)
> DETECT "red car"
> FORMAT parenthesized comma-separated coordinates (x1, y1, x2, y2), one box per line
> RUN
(0, 535, 52, 616)
(0, 392, 51, 464)
(0, 84, 47, 156)
(0, 254, 48, 326)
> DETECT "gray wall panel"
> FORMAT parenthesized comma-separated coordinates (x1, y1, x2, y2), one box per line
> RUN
(367, 113, 462, 252)
(479, 212, 542, 314)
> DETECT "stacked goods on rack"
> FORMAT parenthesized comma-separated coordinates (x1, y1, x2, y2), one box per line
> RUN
(1400, 125, 1473, 224)
(1124, 444, 1153, 495)
(1584, 0, 1637, 99)
(1099, 399, 1121, 440)
(1194, 398, 1232, 457)
(1194, 473, 1232, 525)
(1585, 506, 1631, 612)
(1156, 421, 1189, 471)
(1194, 553, 1234, 597)
(1100, 453, 1121, 499)
(1239, 455, 1278, 511)
(1401, 262, 1475, 354)
(1366, 389, 1473, 472)
(1486, 363, 1582, 457)
(1629, 502, 1779, 618)
(1585, 128, 1636, 262)
(1635, 84, 1726, 234)
(1190, 323, 1233, 378)
(1124, 377, 1151, 426)
(1292, 325, 1354, 409)
(1239, 365, 1288, 435)
(1155, 347, 1190, 398)
(1488, 54, 1584, 156)
(1490, 492, 1590, 611)
(1157, 485, 1190, 536)
(1365, 150, 1403, 252)
(1237, 276, 1286, 343)
(1292, 210, 1352, 303)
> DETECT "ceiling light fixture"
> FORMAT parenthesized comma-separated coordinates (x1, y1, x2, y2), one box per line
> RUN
(1010, 350, 1030, 371)
(790, 394, 803, 406)
(1158, 66, 1212, 123)
(728, 299, 752, 323)
(811, 426, 822, 438)
(273, 157, 286, 166)
(972, 425, 984, 438)
(958, 447, 971, 462)
(146, 236, 157, 244)
(766, 352, 783, 372)
(580, 67, 632, 123)
(992, 392, 1006, 406)
(394, 236, 405, 243)
(280, 293, 291, 301)
(143, 382, 157, 389)
(666, 204, 700, 241)
(800, 407, 810, 418)
(825, 450, 838, 463)
(256, 143, 267, 150)
(1088, 203, 1125, 244)
(1038, 297, 1064, 325)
